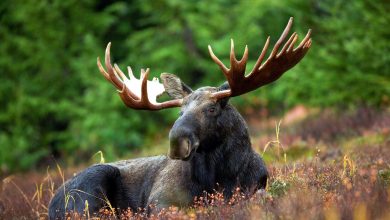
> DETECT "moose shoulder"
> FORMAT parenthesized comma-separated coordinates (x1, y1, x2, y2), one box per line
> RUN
(48, 17, 311, 219)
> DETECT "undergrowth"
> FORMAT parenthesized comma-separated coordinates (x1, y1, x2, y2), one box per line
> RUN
(1, 108, 389, 219)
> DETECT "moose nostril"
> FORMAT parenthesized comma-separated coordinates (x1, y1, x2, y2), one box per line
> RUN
(168, 137, 192, 159)
(179, 138, 191, 154)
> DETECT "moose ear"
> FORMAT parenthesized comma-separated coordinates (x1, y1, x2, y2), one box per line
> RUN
(160, 73, 193, 99)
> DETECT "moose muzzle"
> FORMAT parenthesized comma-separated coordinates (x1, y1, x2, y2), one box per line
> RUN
(168, 116, 200, 160)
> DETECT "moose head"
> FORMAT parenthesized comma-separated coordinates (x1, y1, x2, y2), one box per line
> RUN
(97, 17, 311, 160)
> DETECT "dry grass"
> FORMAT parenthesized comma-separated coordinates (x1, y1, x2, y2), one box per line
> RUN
(1, 107, 389, 219)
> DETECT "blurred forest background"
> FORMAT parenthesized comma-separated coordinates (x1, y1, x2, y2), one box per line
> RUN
(0, 0, 389, 173)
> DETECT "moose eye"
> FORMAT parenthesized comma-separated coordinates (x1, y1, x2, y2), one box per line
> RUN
(208, 107, 216, 113)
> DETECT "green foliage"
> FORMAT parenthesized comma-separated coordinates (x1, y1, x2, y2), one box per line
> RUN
(280, 0, 390, 108)
(378, 169, 390, 186)
(0, 0, 389, 172)
(268, 179, 291, 197)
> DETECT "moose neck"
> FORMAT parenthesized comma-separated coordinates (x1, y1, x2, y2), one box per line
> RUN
(189, 104, 252, 194)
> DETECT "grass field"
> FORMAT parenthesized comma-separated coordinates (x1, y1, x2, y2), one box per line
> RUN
(1, 107, 389, 219)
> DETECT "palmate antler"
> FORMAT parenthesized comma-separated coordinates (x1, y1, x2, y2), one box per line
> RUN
(97, 43, 182, 110)
(208, 17, 312, 99)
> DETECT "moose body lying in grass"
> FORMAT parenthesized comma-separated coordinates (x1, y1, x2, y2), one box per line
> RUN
(48, 18, 311, 219)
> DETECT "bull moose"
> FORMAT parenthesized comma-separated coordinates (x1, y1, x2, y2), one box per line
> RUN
(49, 18, 311, 218)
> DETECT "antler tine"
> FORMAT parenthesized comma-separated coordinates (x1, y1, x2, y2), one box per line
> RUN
(305, 38, 312, 48)
(208, 45, 229, 77)
(240, 45, 249, 64)
(270, 17, 293, 58)
(287, 34, 298, 52)
(97, 57, 110, 81)
(296, 29, 312, 50)
(114, 63, 128, 80)
(250, 36, 270, 74)
(127, 66, 136, 80)
(140, 68, 150, 103)
(278, 32, 297, 56)
(104, 43, 126, 90)
(97, 45, 109, 75)
(229, 39, 236, 64)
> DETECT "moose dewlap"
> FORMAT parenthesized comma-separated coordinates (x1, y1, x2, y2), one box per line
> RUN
(48, 17, 311, 219)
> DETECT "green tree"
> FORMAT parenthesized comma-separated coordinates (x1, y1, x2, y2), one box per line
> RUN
(1, 0, 389, 173)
